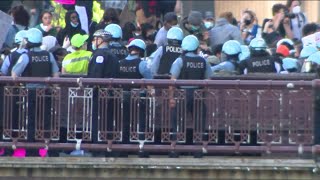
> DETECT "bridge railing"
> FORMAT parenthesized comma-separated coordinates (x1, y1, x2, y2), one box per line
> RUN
(0, 74, 319, 156)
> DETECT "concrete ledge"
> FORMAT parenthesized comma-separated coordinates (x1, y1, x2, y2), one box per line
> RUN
(0, 157, 319, 179)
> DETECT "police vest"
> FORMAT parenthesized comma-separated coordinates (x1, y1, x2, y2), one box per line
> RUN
(22, 51, 51, 77)
(246, 55, 277, 73)
(158, 45, 182, 75)
(8, 50, 25, 76)
(179, 55, 206, 80)
(118, 58, 143, 79)
(87, 48, 119, 78)
(109, 44, 128, 60)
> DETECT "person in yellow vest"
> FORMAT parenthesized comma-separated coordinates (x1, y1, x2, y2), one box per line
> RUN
(62, 33, 92, 75)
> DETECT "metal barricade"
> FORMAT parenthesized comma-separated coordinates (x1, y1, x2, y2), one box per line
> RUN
(0, 76, 318, 156)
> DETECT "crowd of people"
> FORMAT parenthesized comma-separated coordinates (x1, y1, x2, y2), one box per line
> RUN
(0, 0, 319, 80)
(0, 0, 319, 157)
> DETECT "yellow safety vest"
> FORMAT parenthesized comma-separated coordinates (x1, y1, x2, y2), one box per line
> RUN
(62, 50, 92, 75)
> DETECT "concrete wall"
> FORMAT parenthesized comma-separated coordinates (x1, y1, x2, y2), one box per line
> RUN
(0, 157, 318, 179)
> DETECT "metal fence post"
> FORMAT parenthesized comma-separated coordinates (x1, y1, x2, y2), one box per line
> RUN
(313, 81, 320, 145)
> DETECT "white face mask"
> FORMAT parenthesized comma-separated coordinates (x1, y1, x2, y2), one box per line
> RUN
(204, 22, 214, 29)
(292, 6, 301, 14)
(70, 22, 79, 28)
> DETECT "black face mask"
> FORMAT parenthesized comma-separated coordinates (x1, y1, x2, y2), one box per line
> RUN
(244, 19, 252, 26)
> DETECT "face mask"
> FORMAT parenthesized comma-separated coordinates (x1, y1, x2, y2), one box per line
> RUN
(292, 6, 301, 14)
(244, 19, 252, 26)
(70, 22, 78, 28)
(204, 22, 213, 29)
(133, 32, 140, 37)
(190, 25, 200, 32)
(92, 44, 96, 51)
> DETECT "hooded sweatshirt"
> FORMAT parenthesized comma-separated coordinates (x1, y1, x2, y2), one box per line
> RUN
(56, 10, 86, 46)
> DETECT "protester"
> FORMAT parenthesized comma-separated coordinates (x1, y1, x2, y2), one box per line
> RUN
(35, 10, 58, 37)
(140, 23, 158, 56)
(240, 10, 260, 45)
(262, 4, 294, 47)
(3, 5, 29, 49)
(203, 11, 215, 31)
(154, 12, 178, 48)
(56, 10, 86, 46)
(95, 8, 120, 30)
(209, 12, 243, 51)
(286, 0, 308, 40)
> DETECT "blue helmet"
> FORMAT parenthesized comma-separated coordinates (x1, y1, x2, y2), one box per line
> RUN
(222, 40, 241, 55)
(239, 45, 250, 61)
(15, 30, 27, 44)
(181, 35, 199, 51)
(104, 24, 122, 39)
(128, 39, 146, 51)
(300, 45, 318, 58)
(26, 28, 43, 44)
(167, 27, 184, 41)
(307, 51, 320, 64)
(249, 37, 267, 50)
(282, 58, 298, 71)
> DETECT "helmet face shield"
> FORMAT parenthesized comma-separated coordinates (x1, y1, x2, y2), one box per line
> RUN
(301, 60, 319, 73)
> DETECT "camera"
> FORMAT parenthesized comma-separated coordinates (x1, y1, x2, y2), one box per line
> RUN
(284, 9, 296, 19)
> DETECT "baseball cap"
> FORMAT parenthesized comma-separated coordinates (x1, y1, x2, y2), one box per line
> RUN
(71, 34, 89, 48)
(188, 11, 203, 26)
(164, 12, 177, 23)
(204, 11, 214, 20)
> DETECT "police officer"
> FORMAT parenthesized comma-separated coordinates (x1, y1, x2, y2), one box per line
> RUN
(151, 27, 184, 77)
(87, 29, 119, 148)
(118, 39, 151, 157)
(299, 45, 318, 68)
(87, 29, 119, 78)
(12, 28, 59, 78)
(239, 45, 251, 62)
(301, 51, 320, 73)
(11, 28, 59, 156)
(104, 24, 128, 60)
(282, 57, 299, 73)
(276, 38, 295, 56)
(1, 30, 28, 76)
(170, 35, 212, 80)
(211, 40, 241, 74)
(239, 37, 280, 74)
(170, 35, 212, 153)
(118, 39, 151, 79)
(300, 46, 318, 60)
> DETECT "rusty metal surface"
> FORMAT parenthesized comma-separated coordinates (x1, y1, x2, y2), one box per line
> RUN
(34, 87, 60, 141)
(0, 77, 317, 155)
(3, 86, 28, 140)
